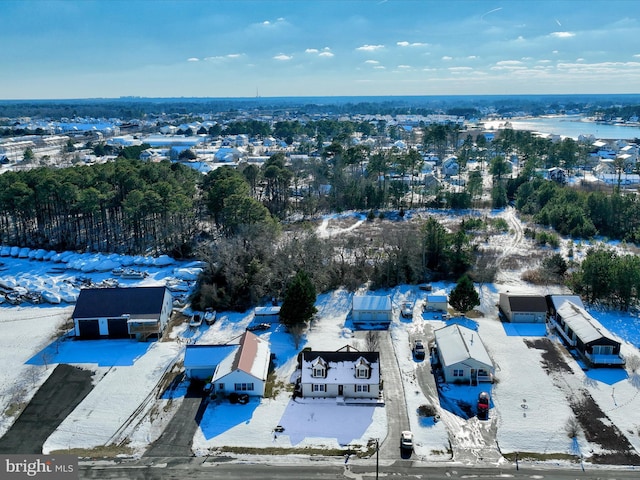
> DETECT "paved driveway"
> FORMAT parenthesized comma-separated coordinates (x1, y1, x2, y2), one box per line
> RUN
(0, 364, 94, 454)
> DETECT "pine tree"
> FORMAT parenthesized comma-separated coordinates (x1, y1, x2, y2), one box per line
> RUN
(279, 270, 317, 327)
(449, 274, 480, 314)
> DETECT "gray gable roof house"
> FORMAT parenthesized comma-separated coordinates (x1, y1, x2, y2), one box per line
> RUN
(547, 296, 624, 367)
(434, 323, 494, 384)
(72, 286, 173, 341)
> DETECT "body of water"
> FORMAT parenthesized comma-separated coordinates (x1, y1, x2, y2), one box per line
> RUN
(482, 115, 640, 141)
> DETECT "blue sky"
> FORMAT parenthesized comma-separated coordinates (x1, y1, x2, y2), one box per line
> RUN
(2, 0, 640, 99)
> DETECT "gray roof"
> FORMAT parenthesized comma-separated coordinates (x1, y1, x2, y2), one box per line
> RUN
(507, 295, 547, 312)
(556, 301, 619, 345)
(434, 323, 493, 369)
(72, 286, 168, 319)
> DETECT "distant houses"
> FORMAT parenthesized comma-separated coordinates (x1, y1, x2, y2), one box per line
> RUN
(72, 286, 173, 341)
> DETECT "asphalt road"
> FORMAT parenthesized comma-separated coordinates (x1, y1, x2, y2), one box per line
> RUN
(0, 363, 94, 454)
(77, 457, 640, 480)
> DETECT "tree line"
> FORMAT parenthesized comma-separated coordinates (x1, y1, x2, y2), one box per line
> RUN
(0, 158, 200, 255)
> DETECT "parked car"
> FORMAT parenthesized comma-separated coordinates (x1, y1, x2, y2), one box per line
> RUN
(229, 392, 249, 404)
(204, 308, 217, 325)
(188, 312, 203, 328)
(400, 430, 413, 450)
(477, 391, 490, 420)
(400, 302, 413, 318)
(413, 339, 426, 359)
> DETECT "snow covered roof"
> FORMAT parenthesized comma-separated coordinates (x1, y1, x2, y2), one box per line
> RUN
(434, 324, 493, 369)
(184, 344, 238, 369)
(547, 294, 585, 311)
(301, 350, 380, 385)
(352, 295, 391, 312)
(72, 286, 168, 319)
(556, 301, 619, 345)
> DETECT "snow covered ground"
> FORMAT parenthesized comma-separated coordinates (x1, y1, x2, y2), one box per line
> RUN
(1, 209, 640, 468)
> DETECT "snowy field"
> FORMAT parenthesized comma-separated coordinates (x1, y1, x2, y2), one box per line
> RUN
(1, 209, 640, 468)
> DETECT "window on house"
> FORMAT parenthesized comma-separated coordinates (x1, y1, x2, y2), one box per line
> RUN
(234, 383, 255, 391)
(312, 384, 326, 392)
(218, 383, 224, 390)
(593, 345, 613, 355)
(312, 367, 326, 378)
(356, 366, 370, 379)
(453, 369, 464, 377)
(355, 384, 370, 393)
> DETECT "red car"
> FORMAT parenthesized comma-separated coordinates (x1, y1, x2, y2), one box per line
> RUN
(477, 392, 490, 420)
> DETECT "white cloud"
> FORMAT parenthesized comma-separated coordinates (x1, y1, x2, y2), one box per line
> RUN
(397, 65, 411, 69)
(550, 31, 575, 38)
(356, 44, 384, 52)
(442, 56, 453, 61)
(273, 54, 292, 61)
(364, 60, 380, 65)
(496, 60, 524, 66)
(307, 47, 334, 58)
(187, 58, 200, 62)
(397, 41, 427, 47)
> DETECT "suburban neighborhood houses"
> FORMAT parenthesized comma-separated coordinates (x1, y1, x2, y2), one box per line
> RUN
(0, 97, 640, 476)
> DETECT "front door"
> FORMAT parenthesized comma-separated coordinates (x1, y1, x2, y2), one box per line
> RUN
(338, 385, 343, 396)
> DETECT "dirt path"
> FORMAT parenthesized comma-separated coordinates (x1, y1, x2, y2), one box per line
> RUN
(0, 364, 94, 454)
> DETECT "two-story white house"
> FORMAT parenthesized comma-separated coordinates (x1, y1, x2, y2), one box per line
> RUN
(299, 346, 381, 401)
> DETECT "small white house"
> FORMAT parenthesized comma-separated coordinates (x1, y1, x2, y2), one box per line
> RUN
(425, 295, 448, 313)
(434, 323, 494, 384)
(185, 331, 271, 396)
(351, 295, 392, 328)
(212, 330, 271, 396)
(299, 346, 380, 400)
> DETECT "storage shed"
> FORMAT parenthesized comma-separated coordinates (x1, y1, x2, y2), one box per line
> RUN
(424, 295, 448, 313)
(351, 295, 392, 328)
(499, 293, 547, 323)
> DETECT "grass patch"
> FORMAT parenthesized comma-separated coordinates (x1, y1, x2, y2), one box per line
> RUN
(50, 444, 134, 458)
(502, 451, 579, 463)
(4, 402, 26, 418)
(219, 444, 377, 458)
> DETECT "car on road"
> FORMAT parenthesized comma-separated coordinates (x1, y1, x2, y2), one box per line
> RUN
(400, 302, 413, 318)
(413, 339, 426, 359)
(400, 430, 413, 450)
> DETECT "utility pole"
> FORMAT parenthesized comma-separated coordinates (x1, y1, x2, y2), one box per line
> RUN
(376, 438, 379, 480)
